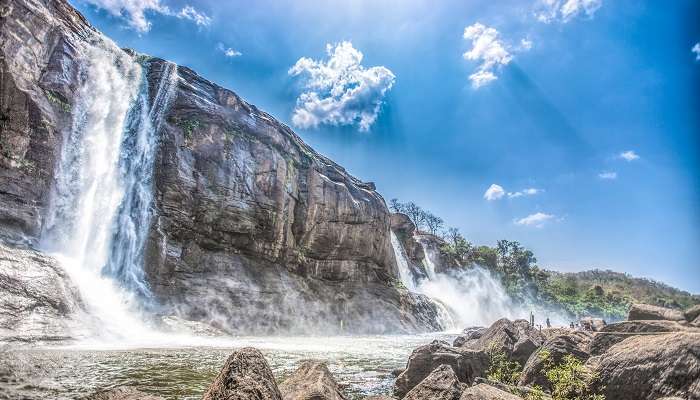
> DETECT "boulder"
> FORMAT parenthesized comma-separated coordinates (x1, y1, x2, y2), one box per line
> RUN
(472, 378, 550, 399)
(628, 303, 684, 322)
(586, 332, 700, 400)
(85, 387, 164, 400)
(0, 243, 86, 342)
(459, 384, 524, 400)
(684, 304, 700, 323)
(587, 320, 689, 356)
(202, 347, 282, 400)
(403, 365, 464, 400)
(394, 340, 489, 398)
(279, 360, 347, 400)
(578, 317, 606, 332)
(518, 331, 592, 390)
(461, 319, 544, 365)
(453, 327, 486, 347)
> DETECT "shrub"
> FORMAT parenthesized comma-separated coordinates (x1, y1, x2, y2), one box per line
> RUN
(540, 351, 604, 400)
(486, 345, 522, 386)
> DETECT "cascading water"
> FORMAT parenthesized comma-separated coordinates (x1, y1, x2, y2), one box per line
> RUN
(40, 34, 178, 341)
(390, 230, 523, 331)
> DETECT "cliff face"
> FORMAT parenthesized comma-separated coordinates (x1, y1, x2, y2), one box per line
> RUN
(0, 0, 441, 335)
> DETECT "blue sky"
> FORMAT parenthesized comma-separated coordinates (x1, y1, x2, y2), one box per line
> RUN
(71, 0, 700, 292)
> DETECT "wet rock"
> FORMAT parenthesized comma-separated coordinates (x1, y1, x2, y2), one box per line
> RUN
(459, 383, 524, 400)
(279, 360, 347, 400)
(586, 332, 700, 400)
(461, 319, 544, 365)
(202, 347, 282, 400)
(403, 365, 464, 400)
(394, 340, 488, 398)
(364, 397, 396, 400)
(628, 303, 684, 322)
(587, 320, 690, 356)
(0, 243, 85, 342)
(518, 331, 592, 390)
(86, 387, 165, 400)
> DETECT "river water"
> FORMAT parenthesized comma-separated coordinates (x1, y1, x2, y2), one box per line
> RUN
(0, 334, 457, 399)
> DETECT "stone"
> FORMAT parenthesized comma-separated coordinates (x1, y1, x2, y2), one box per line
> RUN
(518, 331, 592, 391)
(627, 303, 684, 322)
(86, 387, 165, 400)
(587, 320, 690, 356)
(684, 304, 700, 323)
(586, 332, 700, 400)
(202, 347, 282, 400)
(279, 360, 347, 400)
(403, 365, 464, 400)
(394, 340, 489, 398)
(578, 317, 606, 332)
(453, 327, 486, 347)
(459, 383, 524, 400)
(462, 319, 545, 366)
(0, 243, 86, 342)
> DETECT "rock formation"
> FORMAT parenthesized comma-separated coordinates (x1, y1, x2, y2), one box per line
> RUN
(279, 360, 348, 400)
(86, 387, 165, 400)
(202, 347, 282, 400)
(460, 318, 545, 366)
(459, 383, 524, 400)
(518, 331, 592, 390)
(0, 0, 443, 337)
(402, 365, 464, 400)
(627, 303, 685, 322)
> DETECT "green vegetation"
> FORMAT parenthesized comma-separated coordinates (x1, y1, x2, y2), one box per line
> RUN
(486, 346, 522, 386)
(390, 198, 700, 321)
(45, 90, 71, 113)
(177, 118, 201, 141)
(539, 350, 605, 400)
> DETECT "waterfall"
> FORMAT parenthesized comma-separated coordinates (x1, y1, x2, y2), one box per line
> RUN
(40, 35, 177, 340)
(390, 230, 523, 331)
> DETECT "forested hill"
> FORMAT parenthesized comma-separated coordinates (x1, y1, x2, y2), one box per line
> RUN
(389, 199, 700, 321)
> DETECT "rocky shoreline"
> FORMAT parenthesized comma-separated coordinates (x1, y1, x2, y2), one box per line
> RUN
(73, 303, 699, 400)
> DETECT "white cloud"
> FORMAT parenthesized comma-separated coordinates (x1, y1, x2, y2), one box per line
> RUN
(598, 171, 617, 180)
(693, 43, 700, 61)
(484, 184, 506, 201)
(515, 212, 556, 227)
(536, 0, 602, 23)
(288, 42, 395, 132)
(462, 23, 532, 88)
(85, 0, 210, 32)
(508, 187, 542, 198)
(176, 5, 211, 27)
(618, 150, 640, 162)
(217, 43, 242, 58)
(463, 23, 513, 88)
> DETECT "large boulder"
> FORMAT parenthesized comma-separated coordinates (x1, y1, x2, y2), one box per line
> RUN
(279, 360, 347, 400)
(459, 384, 524, 400)
(0, 243, 86, 342)
(394, 340, 489, 398)
(85, 387, 165, 400)
(453, 327, 486, 347)
(202, 347, 282, 400)
(628, 303, 684, 322)
(684, 305, 700, 323)
(578, 317, 605, 332)
(518, 331, 592, 390)
(587, 320, 689, 356)
(586, 332, 700, 400)
(461, 319, 545, 365)
(403, 365, 464, 400)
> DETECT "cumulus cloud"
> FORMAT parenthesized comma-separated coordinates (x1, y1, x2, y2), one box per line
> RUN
(462, 23, 532, 88)
(85, 0, 210, 32)
(693, 43, 700, 61)
(598, 171, 617, 180)
(484, 184, 506, 201)
(618, 150, 640, 161)
(217, 43, 242, 58)
(536, 0, 602, 23)
(288, 41, 395, 132)
(515, 212, 556, 227)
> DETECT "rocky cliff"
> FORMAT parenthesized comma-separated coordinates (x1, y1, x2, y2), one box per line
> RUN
(0, 0, 442, 338)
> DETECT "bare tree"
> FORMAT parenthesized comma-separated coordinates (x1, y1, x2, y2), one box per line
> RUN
(403, 202, 427, 230)
(424, 213, 444, 235)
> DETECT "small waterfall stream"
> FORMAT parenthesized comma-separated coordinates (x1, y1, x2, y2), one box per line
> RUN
(40, 35, 177, 340)
(390, 230, 523, 330)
